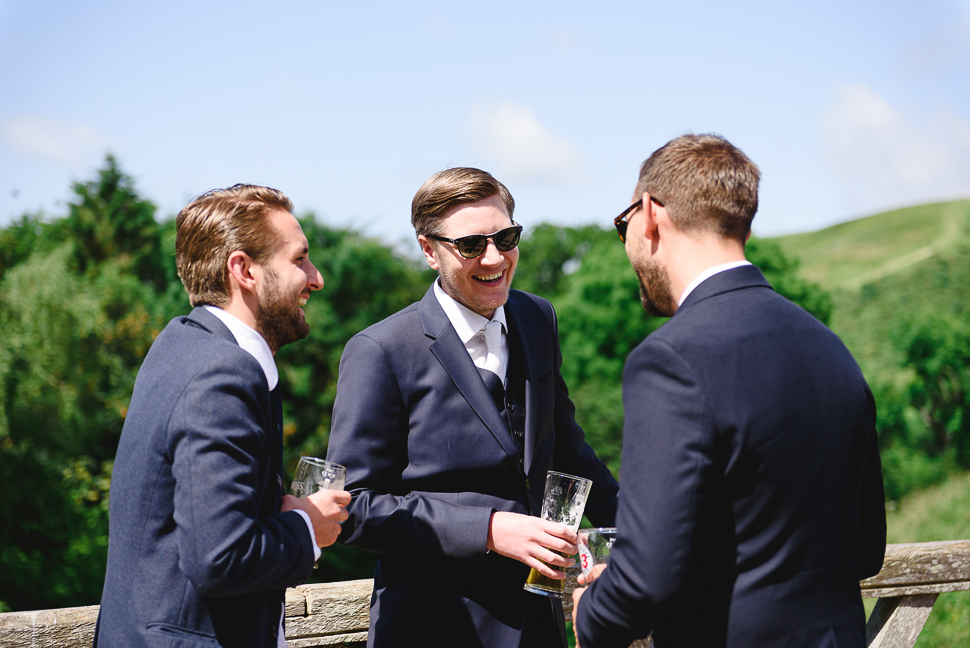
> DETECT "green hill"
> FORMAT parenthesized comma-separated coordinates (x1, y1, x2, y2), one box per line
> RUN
(772, 199, 970, 292)
(771, 200, 970, 377)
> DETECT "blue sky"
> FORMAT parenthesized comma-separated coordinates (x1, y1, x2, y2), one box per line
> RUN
(1, 0, 969, 250)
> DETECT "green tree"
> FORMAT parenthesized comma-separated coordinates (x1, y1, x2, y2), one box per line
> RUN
(895, 313, 970, 464)
(0, 158, 181, 611)
(64, 154, 169, 289)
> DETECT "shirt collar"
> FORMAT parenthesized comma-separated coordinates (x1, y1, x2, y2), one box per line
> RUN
(203, 305, 279, 390)
(433, 279, 508, 343)
(678, 260, 753, 306)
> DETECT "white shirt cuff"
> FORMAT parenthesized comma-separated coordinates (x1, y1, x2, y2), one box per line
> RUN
(293, 508, 322, 561)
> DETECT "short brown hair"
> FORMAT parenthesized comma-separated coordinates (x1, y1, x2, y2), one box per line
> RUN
(175, 184, 293, 307)
(635, 133, 760, 243)
(411, 168, 515, 237)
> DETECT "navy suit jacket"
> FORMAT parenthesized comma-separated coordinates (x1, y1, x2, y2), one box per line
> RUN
(575, 266, 886, 648)
(95, 307, 315, 648)
(327, 286, 619, 648)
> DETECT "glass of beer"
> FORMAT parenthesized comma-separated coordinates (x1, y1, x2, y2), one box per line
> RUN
(578, 527, 617, 577)
(290, 456, 346, 497)
(290, 457, 346, 570)
(523, 470, 593, 598)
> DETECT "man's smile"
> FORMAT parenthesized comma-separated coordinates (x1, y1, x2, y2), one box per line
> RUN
(474, 270, 505, 284)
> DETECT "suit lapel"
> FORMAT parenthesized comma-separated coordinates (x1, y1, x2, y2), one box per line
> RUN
(504, 294, 540, 473)
(418, 287, 520, 459)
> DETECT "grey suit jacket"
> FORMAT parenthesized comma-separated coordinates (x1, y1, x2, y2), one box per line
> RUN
(575, 266, 886, 648)
(327, 286, 619, 648)
(95, 307, 315, 648)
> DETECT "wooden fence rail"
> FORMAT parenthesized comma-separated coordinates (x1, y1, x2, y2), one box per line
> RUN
(2, 540, 968, 648)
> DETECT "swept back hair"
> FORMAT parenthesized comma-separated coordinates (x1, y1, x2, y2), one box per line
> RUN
(175, 184, 293, 307)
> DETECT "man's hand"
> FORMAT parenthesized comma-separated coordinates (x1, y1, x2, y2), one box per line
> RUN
(572, 563, 605, 648)
(577, 562, 607, 586)
(281, 490, 351, 547)
(486, 511, 577, 578)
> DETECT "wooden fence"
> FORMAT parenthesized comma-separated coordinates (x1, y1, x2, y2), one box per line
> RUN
(2, 540, 968, 648)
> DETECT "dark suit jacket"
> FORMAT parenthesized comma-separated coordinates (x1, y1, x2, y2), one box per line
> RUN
(327, 286, 619, 648)
(575, 266, 886, 648)
(94, 307, 315, 648)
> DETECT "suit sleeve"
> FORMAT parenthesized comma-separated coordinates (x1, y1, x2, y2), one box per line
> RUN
(327, 333, 493, 559)
(170, 361, 314, 597)
(576, 339, 713, 648)
(543, 300, 619, 526)
(854, 389, 887, 579)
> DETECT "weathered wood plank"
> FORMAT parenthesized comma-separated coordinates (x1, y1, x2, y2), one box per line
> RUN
(0, 605, 98, 648)
(861, 540, 970, 589)
(866, 594, 938, 648)
(862, 580, 970, 599)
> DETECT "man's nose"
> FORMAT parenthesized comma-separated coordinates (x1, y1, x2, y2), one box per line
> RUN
(307, 261, 324, 290)
(478, 239, 503, 265)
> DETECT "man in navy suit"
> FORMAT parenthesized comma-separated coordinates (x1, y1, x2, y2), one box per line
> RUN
(572, 134, 887, 648)
(95, 185, 350, 648)
(326, 168, 619, 648)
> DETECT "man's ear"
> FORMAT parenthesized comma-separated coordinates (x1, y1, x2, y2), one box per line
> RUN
(418, 235, 441, 271)
(226, 250, 258, 293)
(641, 192, 662, 241)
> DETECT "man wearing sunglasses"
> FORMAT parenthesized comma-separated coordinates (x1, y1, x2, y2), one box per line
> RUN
(571, 134, 886, 648)
(327, 167, 619, 648)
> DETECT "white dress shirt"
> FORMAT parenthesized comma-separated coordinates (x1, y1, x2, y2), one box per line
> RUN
(678, 260, 753, 307)
(433, 279, 509, 385)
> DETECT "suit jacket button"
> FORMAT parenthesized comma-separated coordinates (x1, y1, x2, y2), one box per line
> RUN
(525, 477, 530, 489)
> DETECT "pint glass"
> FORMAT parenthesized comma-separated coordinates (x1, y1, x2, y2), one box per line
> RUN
(578, 527, 617, 576)
(523, 470, 593, 598)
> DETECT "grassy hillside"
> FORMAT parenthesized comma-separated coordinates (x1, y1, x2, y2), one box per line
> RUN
(773, 199, 970, 291)
(772, 200, 970, 379)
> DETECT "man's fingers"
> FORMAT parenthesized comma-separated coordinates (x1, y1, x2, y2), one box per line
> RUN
(538, 546, 576, 568)
(576, 563, 607, 586)
(527, 558, 568, 580)
(308, 489, 351, 508)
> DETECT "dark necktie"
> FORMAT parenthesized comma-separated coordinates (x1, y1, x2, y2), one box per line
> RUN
(478, 366, 505, 409)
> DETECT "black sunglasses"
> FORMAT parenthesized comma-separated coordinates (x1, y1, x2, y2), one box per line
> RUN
(613, 196, 664, 243)
(427, 223, 523, 259)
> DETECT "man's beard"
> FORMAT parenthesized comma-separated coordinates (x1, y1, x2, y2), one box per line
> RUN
(256, 269, 309, 354)
(635, 258, 677, 318)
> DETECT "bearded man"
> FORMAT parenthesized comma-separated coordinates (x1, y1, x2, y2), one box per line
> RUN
(95, 185, 350, 648)
(571, 134, 887, 648)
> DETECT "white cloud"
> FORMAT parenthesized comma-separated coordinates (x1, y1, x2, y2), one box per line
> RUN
(821, 84, 970, 211)
(468, 101, 587, 185)
(0, 115, 112, 172)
